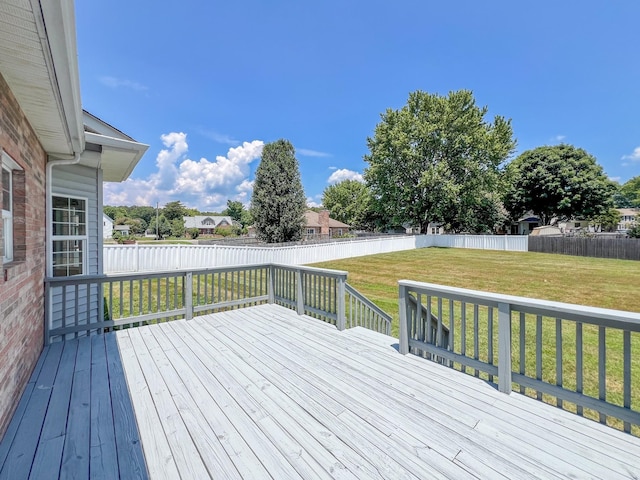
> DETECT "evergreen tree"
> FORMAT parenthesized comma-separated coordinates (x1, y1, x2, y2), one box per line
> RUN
(251, 139, 306, 243)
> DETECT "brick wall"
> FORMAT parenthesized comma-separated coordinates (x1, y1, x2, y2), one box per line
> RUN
(0, 72, 47, 438)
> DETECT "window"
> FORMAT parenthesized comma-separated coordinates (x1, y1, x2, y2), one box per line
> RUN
(307, 228, 315, 235)
(2, 152, 22, 263)
(2, 165, 12, 262)
(52, 195, 87, 276)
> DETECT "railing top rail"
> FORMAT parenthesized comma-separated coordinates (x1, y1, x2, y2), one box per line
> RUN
(399, 280, 640, 331)
(45, 263, 349, 286)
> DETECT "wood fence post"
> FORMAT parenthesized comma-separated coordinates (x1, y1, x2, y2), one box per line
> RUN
(498, 302, 512, 393)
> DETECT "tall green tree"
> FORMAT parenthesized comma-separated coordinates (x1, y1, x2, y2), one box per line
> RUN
(364, 89, 515, 233)
(619, 175, 640, 208)
(504, 145, 615, 225)
(322, 180, 375, 230)
(250, 139, 306, 243)
(163, 200, 188, 221)
(223, 200, 252, 228)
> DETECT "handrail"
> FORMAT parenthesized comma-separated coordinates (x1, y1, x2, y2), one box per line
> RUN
(44, 263, 351, 344)
(398, 280, 640, 435)
(345, 283, 392, 335)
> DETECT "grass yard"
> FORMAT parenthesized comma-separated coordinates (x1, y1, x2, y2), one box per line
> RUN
(311, 247, 640, 331)
(312, 248, 640, 434)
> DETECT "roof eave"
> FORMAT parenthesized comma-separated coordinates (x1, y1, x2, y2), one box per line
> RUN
(38, 0, 84, 155)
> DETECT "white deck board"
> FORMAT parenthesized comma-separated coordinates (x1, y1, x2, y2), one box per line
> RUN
(2, 303, 640, 479)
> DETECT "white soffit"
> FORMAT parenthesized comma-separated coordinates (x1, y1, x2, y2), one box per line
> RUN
(83, 112, 149, 182)
(0, 0, 83, 156)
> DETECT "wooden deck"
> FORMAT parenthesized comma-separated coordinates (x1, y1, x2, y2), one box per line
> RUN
(2, 304, 640, 479)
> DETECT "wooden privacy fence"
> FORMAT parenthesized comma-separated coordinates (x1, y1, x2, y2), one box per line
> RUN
(398, 280, 640, 435)
(45, 263, 392, 344)
(529, 236, 640, 260)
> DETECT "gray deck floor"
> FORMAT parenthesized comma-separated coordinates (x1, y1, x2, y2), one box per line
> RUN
(1, 304, 640, 479)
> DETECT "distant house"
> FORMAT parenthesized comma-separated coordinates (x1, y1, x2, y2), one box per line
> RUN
(304, 210, 350, 238)
(113, 224, 131, 236)
(616, 208, 639, 233)
(510, 215, 540, 235)
(103, 214, 114, 238)
(184, 215, 233, 235)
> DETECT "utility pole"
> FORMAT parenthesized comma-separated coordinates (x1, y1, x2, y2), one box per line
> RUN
(156, 202, 159, 240)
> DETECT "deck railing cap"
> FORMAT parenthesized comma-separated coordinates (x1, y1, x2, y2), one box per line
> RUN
(398, 279, 640, 325)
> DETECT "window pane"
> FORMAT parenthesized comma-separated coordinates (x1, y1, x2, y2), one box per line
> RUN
(2, 168, 10, 212)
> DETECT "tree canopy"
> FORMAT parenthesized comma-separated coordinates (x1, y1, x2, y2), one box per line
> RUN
(364, 89, 515, 233)
(322, 180, 376, 230)
(163, 200, 188, 221)
(504, 144, 615, 225)
(618, 175, 640, 208)
(250, 139, 306, 243)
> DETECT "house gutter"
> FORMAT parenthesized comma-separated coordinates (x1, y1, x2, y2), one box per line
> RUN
(45, 154, 82, 277)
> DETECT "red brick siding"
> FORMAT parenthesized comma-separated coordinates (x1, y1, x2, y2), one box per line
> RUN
(0, 72, 47, 438)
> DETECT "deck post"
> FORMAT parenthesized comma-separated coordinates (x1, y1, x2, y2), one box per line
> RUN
(268, 264, 275, 303)
(336, 274, 346, 331)
(498, 301, 512, 394)
(185, 271, 193, 320)
(296, 268, 304, 315)
(44, 280, 51, 346)
(398, 283, 409, 354)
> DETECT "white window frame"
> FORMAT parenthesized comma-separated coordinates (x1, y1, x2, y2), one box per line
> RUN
(51, 194, 88, 277)
(2, 151, 22, 263)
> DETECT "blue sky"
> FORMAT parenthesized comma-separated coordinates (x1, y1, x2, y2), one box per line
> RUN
(76, 1, 640, 212)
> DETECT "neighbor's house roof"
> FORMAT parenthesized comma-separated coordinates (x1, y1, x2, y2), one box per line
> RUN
(304, 211, 350, 229)
(616, 208, 639, 217)
(0, 0, 147, 181)
(184, 216, 233, 229)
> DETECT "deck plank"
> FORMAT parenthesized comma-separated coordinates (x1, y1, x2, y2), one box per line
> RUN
(0, 341, 64, 480)
(103, 333, 148, 480)
(147, 324, 271, 480)
(344, 325, 640, 476)
(29, 340, 79, 479)
(140, 325, 243, 479)
(126, 327, 211, 479)
(117, 332, 180, 480)
(60, 336, 92, 480)
(232, 307, 553, 479)
(88, 334, 119, 480)
(160, 320, 306, 479)
(194, 313, 477, 480)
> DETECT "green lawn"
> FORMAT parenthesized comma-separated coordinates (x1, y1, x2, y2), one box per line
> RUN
(311, 248, 640, 330)
(312, 248, 640, 434)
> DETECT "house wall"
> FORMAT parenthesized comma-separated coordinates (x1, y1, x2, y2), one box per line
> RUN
(0, 72, 47, 437)
(49, 163, 101, 338)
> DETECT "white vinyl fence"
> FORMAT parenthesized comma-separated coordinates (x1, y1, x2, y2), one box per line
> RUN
(103, 235, 528, 273)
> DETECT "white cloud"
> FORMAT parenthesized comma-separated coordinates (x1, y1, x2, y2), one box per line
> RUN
(104, 132, 264, 212)
(328, 166, 337, 170)
(99, 76, 148, 91)
(298, 148, 331, 158)
(622, 146, 640, 162)
(327, 169, 364, 184)
(609, 176, 621, 183)
(306, 196, 322, 208)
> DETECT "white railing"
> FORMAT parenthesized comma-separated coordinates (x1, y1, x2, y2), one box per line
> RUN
(104, 235, 528, 273)
(398, 280, 640, 434)
(45, 263, 393, 344)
